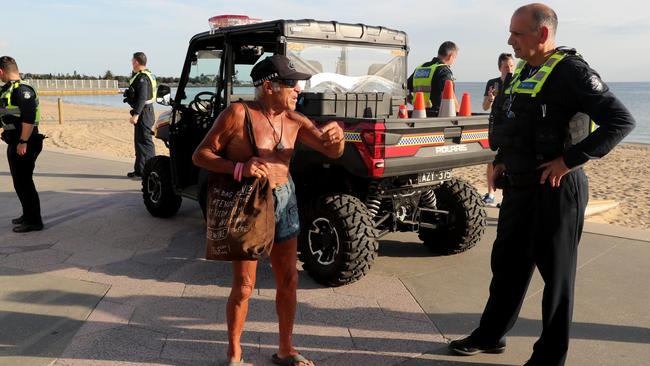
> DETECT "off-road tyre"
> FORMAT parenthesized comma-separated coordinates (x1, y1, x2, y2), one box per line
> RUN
(419, 177, 486, 254)
(142, 156, 182, 218)
(298, 194, 378, 287)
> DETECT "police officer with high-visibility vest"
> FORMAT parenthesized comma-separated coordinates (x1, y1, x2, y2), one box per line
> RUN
(449, 4, 635, 366)
(0, 56, 44, 232)
(123, 52, 156, 178)
(407, 41, 458, 116)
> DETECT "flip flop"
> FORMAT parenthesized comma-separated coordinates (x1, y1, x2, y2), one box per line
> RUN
(224, 358, 251, 366)
(272, 353, 315, 366)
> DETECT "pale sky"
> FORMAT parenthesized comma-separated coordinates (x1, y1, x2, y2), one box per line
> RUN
(2, 0, 648, 82)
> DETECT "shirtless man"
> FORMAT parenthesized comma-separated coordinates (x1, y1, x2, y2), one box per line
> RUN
(193, 55, 344, 366)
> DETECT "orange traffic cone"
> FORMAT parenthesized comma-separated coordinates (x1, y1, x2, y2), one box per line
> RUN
(412, 92, 427, 119)
(398, 104, 409, 118)
(459, 92, 472, 116)
(438, 79, 457, 117)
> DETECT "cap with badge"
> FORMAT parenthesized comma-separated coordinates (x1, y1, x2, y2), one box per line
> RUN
(250, 55, 311, 87)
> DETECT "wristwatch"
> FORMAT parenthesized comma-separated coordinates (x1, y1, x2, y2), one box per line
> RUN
(18, 139, 28, 144)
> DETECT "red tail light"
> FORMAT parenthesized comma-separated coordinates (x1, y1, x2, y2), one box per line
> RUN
(360, 130, 385, 158)
(359, 123, 385, 177)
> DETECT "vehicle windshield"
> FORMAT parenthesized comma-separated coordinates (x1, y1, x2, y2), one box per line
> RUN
(286, 41, 406, 96)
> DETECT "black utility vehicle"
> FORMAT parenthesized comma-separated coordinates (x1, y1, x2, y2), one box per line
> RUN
(144, 17, 494, 286)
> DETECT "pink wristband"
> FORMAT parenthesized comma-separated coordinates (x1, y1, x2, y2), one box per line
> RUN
(237, 162, 244, 182)
(234, 162, 243, 182)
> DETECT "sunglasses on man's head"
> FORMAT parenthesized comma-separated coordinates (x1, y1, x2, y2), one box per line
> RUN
(273, 79, 299, 88)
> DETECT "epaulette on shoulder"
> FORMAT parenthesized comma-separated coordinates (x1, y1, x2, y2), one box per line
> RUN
(556, 46, 580, 57)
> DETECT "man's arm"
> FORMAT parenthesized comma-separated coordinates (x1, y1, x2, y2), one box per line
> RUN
(296, 113, 344, 159)
(406, 71, 415, 103)
(129, 76, 150, 123)
(539, 59, 635, 187)
(482, 80, 495, 111)
(406, 71, 414, 93)
(192, 104, 241, 175)
(562, 60, 636, 168)
(14, 86, 38, 156)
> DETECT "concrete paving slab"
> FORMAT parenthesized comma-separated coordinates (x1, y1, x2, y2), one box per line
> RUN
(298, 293, 384, 327)
(65, 246, 136, 267)
(0, 267, 109, 365)
(57, 325, 166, 365)
(74, 300, 136, 338)
(129, 296, 224, 333)
(349, 315, 444, 357)
(317, 350, 410, 366)
(0, 248, 72, 272)
(31, 263, 90, 281)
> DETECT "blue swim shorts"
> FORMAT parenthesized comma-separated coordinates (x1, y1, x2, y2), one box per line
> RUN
(272, 178, 300, 243)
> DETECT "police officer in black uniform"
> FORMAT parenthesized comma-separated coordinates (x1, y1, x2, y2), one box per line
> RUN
(407, 41, 458, 115)
(0, 56, 44, 232)
(124, 52, 156, 178)
(449, 4, 635, 366)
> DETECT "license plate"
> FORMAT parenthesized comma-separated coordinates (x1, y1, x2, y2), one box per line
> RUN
(418, 170, 451, 184)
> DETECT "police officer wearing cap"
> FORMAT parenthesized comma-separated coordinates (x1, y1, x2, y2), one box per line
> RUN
(123, 52, 156, 178)
(449, 4, 635, 366)
(407, 41, 458, 115)
(0, 56, 44, 232)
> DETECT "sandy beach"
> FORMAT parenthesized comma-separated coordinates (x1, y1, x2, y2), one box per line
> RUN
(34, 99, 650, 230)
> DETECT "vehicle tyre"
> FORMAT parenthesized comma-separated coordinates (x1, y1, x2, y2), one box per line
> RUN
(142, 156, 182, 218)
(298, 194, 378, 287)
(419, 177, 486, 254)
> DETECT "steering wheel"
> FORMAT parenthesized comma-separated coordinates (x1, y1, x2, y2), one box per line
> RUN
(189, 91, 216, 114)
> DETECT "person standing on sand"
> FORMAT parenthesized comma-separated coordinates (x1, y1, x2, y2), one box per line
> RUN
(193, 55, 344, 366)
(123, 51, 156, 178)
(449, 4, 635, 365)
(481, 52, 515, 207)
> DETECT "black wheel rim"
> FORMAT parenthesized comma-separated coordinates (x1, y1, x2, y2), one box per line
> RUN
(307, 217, 340, 266)
(147, 172, 162, 204)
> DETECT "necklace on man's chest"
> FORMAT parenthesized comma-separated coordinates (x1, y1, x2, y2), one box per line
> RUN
(261, 112, 285, 151)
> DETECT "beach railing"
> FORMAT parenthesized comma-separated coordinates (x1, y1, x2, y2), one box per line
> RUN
(25, 79, 121, 95)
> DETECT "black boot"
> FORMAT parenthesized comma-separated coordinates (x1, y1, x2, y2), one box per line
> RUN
(12, 222, 44, 233)
(11, 216, 24, 225)
(449, 335, 506, 356)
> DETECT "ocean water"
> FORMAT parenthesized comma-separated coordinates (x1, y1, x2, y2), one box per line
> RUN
(42, 83, 650, 144)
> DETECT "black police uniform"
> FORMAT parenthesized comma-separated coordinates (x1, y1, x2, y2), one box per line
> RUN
(125, 71, 155, 176)
(407, 57, 454, 115)
(473, 49, 635, 366)
(0, 81, 44, 229)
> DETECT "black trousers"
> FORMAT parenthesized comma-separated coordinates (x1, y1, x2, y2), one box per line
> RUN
(471, 168, 589, 366)
(134, 104, 155, 174)
(7, 136, 43, 224)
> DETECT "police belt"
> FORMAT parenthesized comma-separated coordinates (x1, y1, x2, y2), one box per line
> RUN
(497, 170, 543, 188)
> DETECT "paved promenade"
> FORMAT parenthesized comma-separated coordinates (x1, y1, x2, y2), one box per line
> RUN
(0, 149, 648, 366)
